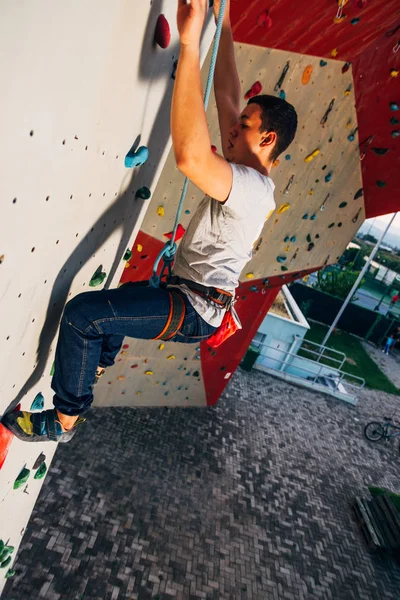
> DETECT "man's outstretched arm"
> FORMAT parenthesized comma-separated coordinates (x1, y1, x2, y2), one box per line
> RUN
(171, 0, 232, 202)
(213, 0, 241, 157)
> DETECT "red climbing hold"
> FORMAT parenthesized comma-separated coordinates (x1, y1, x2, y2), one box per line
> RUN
(257, 9, 273, 30)
(155, 14, 171, 49)
(164, 224, 186, 242)
(122, 344, 129, 349)
(244, 81, 262, 100)
(0, 424, 13, 470)
(211, 145, 217, 153)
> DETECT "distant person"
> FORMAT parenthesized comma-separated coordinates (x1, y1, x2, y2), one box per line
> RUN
(390, 294, 399, 308)
(382, 334, 395, 355)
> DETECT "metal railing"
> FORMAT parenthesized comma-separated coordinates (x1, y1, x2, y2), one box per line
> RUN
(251, 337, 365, 393)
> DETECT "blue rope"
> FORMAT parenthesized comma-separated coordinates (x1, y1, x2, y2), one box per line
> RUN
(150, 0, 227, 288)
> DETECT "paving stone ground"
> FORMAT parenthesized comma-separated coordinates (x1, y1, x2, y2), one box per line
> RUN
(3, 369, 400, 600)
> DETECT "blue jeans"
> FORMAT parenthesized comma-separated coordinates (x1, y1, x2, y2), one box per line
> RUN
(51, 282, 216, 416)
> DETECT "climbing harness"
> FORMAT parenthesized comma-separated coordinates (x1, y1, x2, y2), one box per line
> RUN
(152, 290, 186, 341)
(149, 0, 227, 289)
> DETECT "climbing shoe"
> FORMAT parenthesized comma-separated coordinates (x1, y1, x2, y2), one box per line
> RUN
(2, 409, 85, 443)
(92, 367, 106, 387)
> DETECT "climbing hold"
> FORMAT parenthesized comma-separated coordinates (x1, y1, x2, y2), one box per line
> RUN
(320, 60, 328, 67)
(135, 187, 151, 200)
(14, 467, 30, 490)
(166, 355, 175, 360)
(164, 224, 186, 242)
(281, 266, 288, 272)
(338, 222, 343, 227)
(157, 205, 165, 217)
(185, 209, 190, 215)
(301, 65, 313, 85)
(350, 17, 360, 24)
(144, 370, 153, 375)
(344, 86, 352, 96)
(304, 149, 320, 163)
(136, 244, 143, 253)
(211, 145, 217, 153)
(354, 188, 363, 199)
(50, 361, 55, 376)
(279, 90, 286, 100)
(284, 236, 290, 242)
(290, 236, 296, 243)
(307, 243, 315, 252)
(372, 147, 389, 155)
(321, 99, 335, 126)
(302, 213, 309, 220)
(249, 286, 258, 292)
(308, 189, 314, 196)
(285, 154, 291, 160)
(315, 234, 320, 239)
(338, 201, 347, 208)
(34, 462, 47, 480)
(376, 180, 386, 187)
(1, 557, 12, 569)
(274, 61, 290, 92)
(131, 364, 138, 369)
(123, 249, 132, 261)
(263, 278, 270, 285)
(342, 62, 351, 74)
(306, 234, 312, 243)
(89, 266, 107, 287)
(33, 453, 46, 470)
(278, 203, 290, 213)
(118, 376, 125, 381)
(154, 14, 171, 49)
(171, 59, 178, 80)
(352, 208, 362, 223)
(257, 9, 273, 29)
(5, 569, 16, 579)
(121, 351, 127, 355)
(347, 127, 358, 142)
(122, 344, 129, 349)
(392, 130, 400, 138)
(30, 392, 44, 411)
(390, 117, 400, 125)
(244, 81, 262, 100)
(325, 172, 332, 183)
(328, 223, 335, 228)
(310, 214, 316, 221)
(390, 69, 399, 78)
(331, 48, 339, 57)
(273, 159, 280, 167)
(390, 102, 399, 111)
(124, 145, 149, 168)
(245, 273, 255, 279)
(283, 175, 295, 196)
(192, 371, 199, 377)
(124, 262, 130, 270)
(159, 343, 165, 350)
(276, 256, 287, 263)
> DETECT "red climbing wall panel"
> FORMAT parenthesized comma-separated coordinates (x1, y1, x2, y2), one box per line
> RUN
(230, 0, 400, 219)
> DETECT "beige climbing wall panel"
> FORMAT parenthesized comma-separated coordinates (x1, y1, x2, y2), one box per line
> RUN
(0, 1, 215, 589)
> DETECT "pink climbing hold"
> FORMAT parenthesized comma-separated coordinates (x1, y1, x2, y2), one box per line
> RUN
(244, 81, 262, 100)
(164, 224, 186, 242)
(211, 145, 217, 153)
(257, 9, 273, 30)
(155, 14, 171, 49)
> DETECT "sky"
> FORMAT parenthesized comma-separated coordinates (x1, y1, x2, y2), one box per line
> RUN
(363, 212, 400, 230)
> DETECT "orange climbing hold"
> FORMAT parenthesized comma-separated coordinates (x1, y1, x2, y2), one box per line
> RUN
(0, 423, 13, 470)
(331, 48, 339, 57)
(154, 14, 171, 49)
(301, 65, 313, 85)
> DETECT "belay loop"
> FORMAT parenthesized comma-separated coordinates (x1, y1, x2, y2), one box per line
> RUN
(149, 0, 227, 288)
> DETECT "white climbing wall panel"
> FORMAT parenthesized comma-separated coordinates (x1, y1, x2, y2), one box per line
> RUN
(0, 1, 214, 590)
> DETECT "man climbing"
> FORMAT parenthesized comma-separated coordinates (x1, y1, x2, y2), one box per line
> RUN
(4, 0, 297, 442)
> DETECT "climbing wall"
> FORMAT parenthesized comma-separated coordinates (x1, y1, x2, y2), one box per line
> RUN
(0, 1, 214, 589)
(94, 42, 364, 409)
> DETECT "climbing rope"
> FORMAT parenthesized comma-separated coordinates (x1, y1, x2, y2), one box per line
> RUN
(149, 0, 227, 288)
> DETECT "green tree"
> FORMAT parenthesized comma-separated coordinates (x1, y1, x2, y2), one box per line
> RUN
(313, 268, 365, 300)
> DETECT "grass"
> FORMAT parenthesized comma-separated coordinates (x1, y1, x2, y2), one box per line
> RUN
(302, 322, 400, 395)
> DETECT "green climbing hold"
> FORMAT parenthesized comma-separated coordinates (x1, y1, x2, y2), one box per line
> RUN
(306, 234, 312, 243)
(354, 188, 363, 200)
(0, 546, 14, 564)
(5, 569, 16, 579)
(13, 467, 30, 490)
(328, 223, 335, 229)
(135, 187, 151, 200)
(320, 60, 327, 67)
(338, 201, 347, 208)
(34, 462, 47, 480)
(390, 117, 399, 125)
(376, 180, 386, 188)
(89, 266, 107, 287)
(50, 361, 55, 376)
(290, 236, 296, 243)
(0, 558, 11, 569)
(123, 249, 132, 261)
(277, 256, 287, 263)
(30, 392, 44, 411)
(281, 266, 288, 271)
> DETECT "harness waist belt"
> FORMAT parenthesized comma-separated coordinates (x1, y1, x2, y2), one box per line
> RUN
(168, 276, 232, 307)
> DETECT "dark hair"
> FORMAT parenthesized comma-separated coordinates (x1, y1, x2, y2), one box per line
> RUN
(247, 94, 298, 162)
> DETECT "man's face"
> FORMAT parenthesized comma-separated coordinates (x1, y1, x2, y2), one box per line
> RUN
(226, 104, 273, 164)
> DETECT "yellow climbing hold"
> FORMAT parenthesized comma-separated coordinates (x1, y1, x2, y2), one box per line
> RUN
(157, 206, 165, 217)
(118, 376, 125, 381)
(304, 149, 320, 163)
(277, 203, 290, 214)
(331, 48, 339, 57)
(273, 159, 280, 167)
(124, 262, 130, 269)
(285, 246, 290, 252)
(308, 189, 313, 196)
(246, 273, 255, 280)
(145, 370, 153, 375)
(390, 69, 399, 78)
(158, 343, 165, 350)
(167, 355, 176, 360)
(346, 120, 352, 129)
(136, 243, 143, 252)
(344, 87, 351, 96)
(121, 351, 127, 355)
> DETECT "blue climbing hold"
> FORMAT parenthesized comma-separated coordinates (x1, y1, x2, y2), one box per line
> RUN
(290, 236, 296, 242)
(125, 145, 149, 168)
(279, 90, 286, 100)
(30, 392, 44, 411)
(302, 213, 309, 220)
(310, 214, 316, 221)
(351, 17, 360, 24)
(277, 256, 287, 263)
(390, 103, 399, 111)
(320, 60, 328, 67)
(250, 286, 258, 292)
(325, 172, 332, 183)
(392, 131, 400, 138)
(185, 209, 191, 214)
(285, 154, 291, 160)
(284, 236, 290, 242)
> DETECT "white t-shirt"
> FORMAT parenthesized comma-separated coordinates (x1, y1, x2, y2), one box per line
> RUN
(171, 162, 276, 326)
